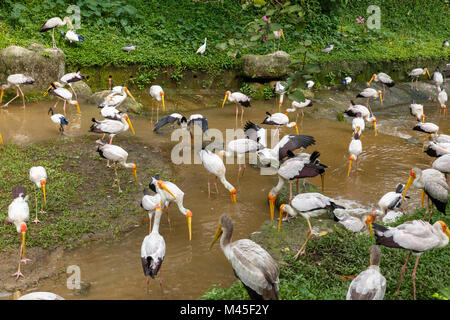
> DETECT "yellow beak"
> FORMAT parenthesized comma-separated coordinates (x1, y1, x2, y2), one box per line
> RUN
(0, 133, 3, 145)
(294, 123, 299, 135)
(125, 88, 136, 102)
(161, 93, 165, 112)
(42, 181, 46, 205)
(278, 101, 282, 112)
(443, 106, 446, 119)
(379, 91, 383, 105)
(21, 231, 26, 258)
(368, 75, 375, 85)
(426, 69, 431, 80)
(209, 224, 223, 250)
(347, 158, 353, 177)
(221, 93, 228, 108)
(421, 114, 425, 123)
(230, 190, 236, 203)
(75, 101, 81, 113)
(268, 193, 276, 220)
(159, 181, 176, 199)
(278, 207, 286, 232)
(281, 30, 285, 40)
(43, 86, 52, 96)
(373, 119, 377, 136)
(126, 115, 135, 135)
(0, 87, 4, 103)
(132, 166, 138, 185)
(67, 18, 74, 29)
(186, 211, 192, 241)
(402, 175, 414, 200)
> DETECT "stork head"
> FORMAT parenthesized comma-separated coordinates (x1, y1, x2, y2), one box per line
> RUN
(437, 221, 450, 238)
(124, 87, 136, 102)
(368, 74, 376, 85)
(63, 16, 73, 28)
(365, 213, 375, 234)
(347, 155, 355, 177)
(156, 180, 176, 199)
(424, 68, 431, 79)
(230, 189, 237, 203)
(378, 90, 383, 105)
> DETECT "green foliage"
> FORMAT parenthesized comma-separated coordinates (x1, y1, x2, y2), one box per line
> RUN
(239, 82, 257, 97)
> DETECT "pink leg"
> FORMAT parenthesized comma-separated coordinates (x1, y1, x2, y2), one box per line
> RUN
(17, 86, 26, 108)
(2, 87, 20, 108)
(412, 256, 421, 300)
(395, 252, 411, 296)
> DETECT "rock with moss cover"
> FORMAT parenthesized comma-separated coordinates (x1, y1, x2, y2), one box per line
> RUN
(242, 51, 292, 80)
(72, 81, 93, 101)
(0, 45, 65, 93)
(91, 90, 143, 114)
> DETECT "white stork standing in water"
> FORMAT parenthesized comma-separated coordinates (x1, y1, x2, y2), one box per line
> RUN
(402, 168, 448, 220)
(408, 67, 431, 90)
(372, 220, 449, 300)
(432, 67, 443, 90)
(267, 151, 327, 220)
(346, 245, 386, 300)
(141, 190, 163, 233)
(149, 85, 165, 123)
(348, 129, 363, 176)
(210, 215, 279, 300)
(40, 17, 73, 48)
(378, 184, 406, 217)
(141, 205, 165, 292)
(90, 113, 135, 144)
(286, 99, 313, 126)
(356, 88, 383, 114)
(98, 86, 136, 109)
(278, 193, 344, 258)
(345, 100, 377, 135)
(274, 81, 287, 112)
(352, 114, 365, 135)
(45, 82, 80, 115)
(29, 166, 47, 224)
(437, 87, 447, 119)
(153, 113, 187, 132)
(368, 72, 395, 93)
(96, 140, 138, 192)
(196, 38, 207, 54)
(432, 153, 450, 185)
(5, 187, 30, 279)
(226, 138, 265, 183)
(48, 106, 68, 134)
(261, 112, 299, 136)
(410, 102, 425, 123)
(149, 175, 192, 241)
(199, 148, 236, 202)
(1, 74, 35, 108)
(221, 91, 251, 127)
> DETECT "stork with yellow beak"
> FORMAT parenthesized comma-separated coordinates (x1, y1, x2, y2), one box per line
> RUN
(149, 85, 165, 123)
(44, 82, 80, 115)
(29, 166, 47, 224)
(40, 16, 73, 48)
(90, 113, 135, 144)
(368, 72, 395, 93)
(98, 86, 137, 109)
(221, 91, 251, 127)
(273, 29, 285, 51)
(356, 88, 383, 114)
(348, 128, 362, 177)
(149, 175, 192, 241)
(96, 140, 139, 193)
(408, 68, 431, 91)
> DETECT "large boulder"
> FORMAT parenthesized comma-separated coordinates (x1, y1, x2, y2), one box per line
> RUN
(242, 51, 292, 80)
(71, 81, 93, 101)
(0, 44, 65, 93)
(91, 90, 143, 114)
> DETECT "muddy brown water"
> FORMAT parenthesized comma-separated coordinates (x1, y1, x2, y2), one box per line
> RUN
(0, 90, 448, 299)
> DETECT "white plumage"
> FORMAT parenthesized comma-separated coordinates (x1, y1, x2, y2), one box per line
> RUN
(47, 85, 80, 115)
(1, 74, 35, 108)
(141, 191, 162, 232)
(18, 292, 64, 300)
(410, 103, 425, 122)
(8, 194, 30, 233)
(352, 115, 365, 134)
(29, 166, 47, 224)
(378, 184, 405, 216)
(348, 131, 362, 176)
(196, 38, 207, 54)
(306, 80, 315, 89)
(63, 30, 84, 43)
(40, 17, 73, 48)
(432, 68, 443, 88)
(432, 153, 450, 176)
(149, 85, 165, 122)
(90, 113, 135, 144)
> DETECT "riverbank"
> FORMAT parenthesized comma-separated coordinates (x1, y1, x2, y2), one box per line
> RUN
(201, 207, 450, 300)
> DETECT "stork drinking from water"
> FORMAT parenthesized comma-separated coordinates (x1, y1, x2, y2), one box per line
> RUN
(348, 129, 362, 176)
(45, 82, 80, 115)
(199, 148, 236, 202)
(368, 72, 395, 93)
(371, 220, 449, 300)
(141, 190, 163, 233)
(410, 102, 425, 122)
(273, 81, 286, 112)
(221, 91, 251, 127)
(408, 68, 431, 90)
(278, 193, 344, 258)
(29, 166, 47, 224)
(352, 114, 365, 135)
(345, 100, 377, 135)
(90, 113, 135, 144)
(1, 74, 35, 108)
(141, 205, 165, 292)
(40, 16, 73, 48)
(48, 107, 68, 134)
(346, 245, 386, 300)
(149, 85, 165, 122)
(5, 187, 30, 279)
(210, 214, 279, 300)
(149, 175, 192, 241)
(412, 121, 439, 145)
(196, 38, 207, 54)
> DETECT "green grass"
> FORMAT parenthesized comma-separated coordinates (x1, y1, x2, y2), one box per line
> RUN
(201, 207, 450, 300)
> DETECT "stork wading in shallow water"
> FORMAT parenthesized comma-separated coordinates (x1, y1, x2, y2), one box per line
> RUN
(1, 74, 35, 108)
(210, 215, 279, 300)
(412, 122, 439, 149)
(40, 16, 73, 48)
(48, 106, 68, 134)
(141, 190, 163, 233)
(267, 151, 327, 220)
(153, 113, 187, 132)
(356, 88, 383, 114)
(368, 72, 395, 93)
(57, 70, 89, 101)
(226, 137, 265, 183)
(437, 87, 447, 119)
(149, 175, 192, 241)
(348, 129, 363, 176)
(408, 68, 431, 90)
(286, 99, 313, 127)
(141, 205, 166, 292)
(5, 187, 31, 279)
(221, 91, 251, 127)
(424, 141, 450, 160)
(149, 85, 165, 123)
(199, 148, 236, 202)
(346, 245, 386, 300)
(410, 102, 425, 123)
(29, 166, 47, 224)
(402, 168, 448, 220)
(278, 193, 344, 258)
(96, 140, 138, 193)
(273, 81, 286, 112)
(90, 113, 135, 144)
(45, 83, 80, 115)
(345, 100, 377, 135)
(98, 86, 136, 109)
(432, 67, 443, 90)
(371, 220, 449, 300)
(261, 112, 299, 136)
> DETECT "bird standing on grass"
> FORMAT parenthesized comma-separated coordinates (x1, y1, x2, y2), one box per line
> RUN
(372, 220, 449, 300)
(210, 215, 279, 300)
(346, 245, 386, 300)
(122, 45, 136, 53)
(40, 16, 73, 48)
(29, 166, 47, 224)
(196, 38, 207, 54)
(321, 44, 334, 53)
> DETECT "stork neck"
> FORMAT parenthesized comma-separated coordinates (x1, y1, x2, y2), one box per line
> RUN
(220, 228, 233, 251)
(151, 210, 162, 234)
(270, 176, 285, 196)
(219, 176, 234, 192)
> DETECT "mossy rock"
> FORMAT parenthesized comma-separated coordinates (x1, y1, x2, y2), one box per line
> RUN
(72, 81, 93, 102)
(242, 51, 292, 80)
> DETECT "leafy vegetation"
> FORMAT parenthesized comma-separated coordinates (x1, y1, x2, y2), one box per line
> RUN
(202, 207, 450, 300)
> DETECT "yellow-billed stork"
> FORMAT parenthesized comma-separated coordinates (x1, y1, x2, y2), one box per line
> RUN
(346, 245, 386, 300)
(273, 81, 286, 112)
(226, 138, 265, 182)
(29, 166, 47, 224)
(432, 154, 450, 186)
(279, 192, 344, 258)
(222, 91, 251, 126)
(348, 129, 362, 176)
(210, 214, 279, 300)
(356, 88, 383, 112)
(437, 87, 447, 119)
(424, 141, 450, 159)
(412, 121, 439, 142)
(409, 68, 431, 90)
(57, 69, 89, 101)
(90, 113, 135, 144)
(40, 17, 73, 48)
(261, 111, 299, 135)
(432, 67, 443, 89)
(153, 113, 187, 132)
(372, 220, 449, 300)
(285, 99, 313, 125)
(410, 102, 425, 123)
(141, 190, 162, 233)
(45, 82, 80, 115)
(1, 74, 35, 108)
(368, 72, 395, 93)
(98, 86, 136, 109)
(149, 85, 165, 122)
(378, 184, 406, 216)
